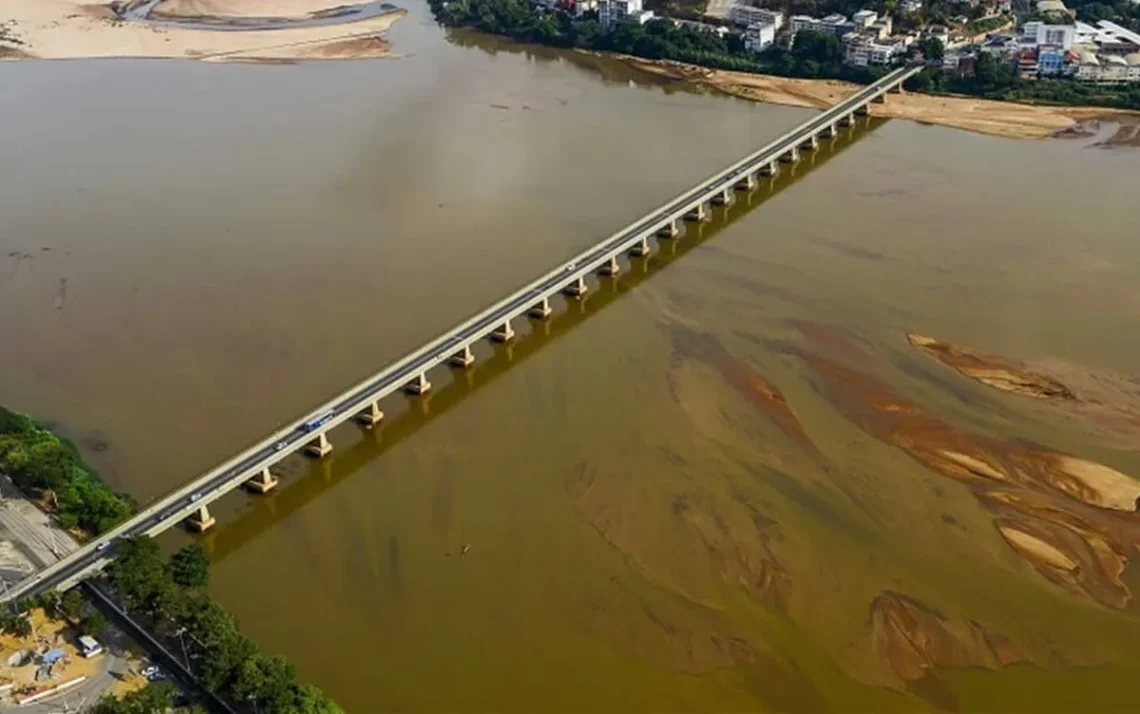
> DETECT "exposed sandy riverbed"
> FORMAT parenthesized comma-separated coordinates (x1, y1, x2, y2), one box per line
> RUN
(624, 56, 1140, 140)
(1, 0, 403, 62)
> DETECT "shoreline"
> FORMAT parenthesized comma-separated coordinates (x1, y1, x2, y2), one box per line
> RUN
(618, 54, 1140, 141)
(1, 0, 404, 63)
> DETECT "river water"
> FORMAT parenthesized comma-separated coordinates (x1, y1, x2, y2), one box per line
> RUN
(2, 3, 1140, 711)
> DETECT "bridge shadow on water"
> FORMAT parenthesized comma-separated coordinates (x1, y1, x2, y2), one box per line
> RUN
(198, 115, 889, 564)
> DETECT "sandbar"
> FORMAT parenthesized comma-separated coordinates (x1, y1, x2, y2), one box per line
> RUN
(623, 56, 1140, 141)
(1, 0, 404, 62)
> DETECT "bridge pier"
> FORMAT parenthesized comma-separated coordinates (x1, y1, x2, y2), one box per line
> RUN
(449, 344, 475, 367)
(684, 203, 707, 222)
(711, 187, 732, 206)
(889, 83, 903, 94)
(872, 93, 887, 104)
(734, 173, 757, 191)
(187, 505, 215, 533)
(780, 146, 799, 163)
(598, 255, 621, 276)
(855, 103, 870, 116)
(246, 467, 279, 494)
(800, 134, 819, 151)
(628, 236, 651, 257)
(404, 372, 431, 395)
(305, 432, 333, 458)
(491, 319, 515, 342)
(821, 122, 838, 138)
(759, 160, 780, 177)
(528, 296, 552, 319)
(563, 276, 588, 299)
(839, 112, 856, 127)
(355, 401, 384, 426)
(657, 219, 680, 237)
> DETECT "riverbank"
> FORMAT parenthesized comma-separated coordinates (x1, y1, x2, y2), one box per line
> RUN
(623, 56, 1140, 140)
(1, 0, 403, 62)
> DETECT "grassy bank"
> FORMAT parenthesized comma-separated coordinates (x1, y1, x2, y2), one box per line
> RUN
(0, 407, 135, 538)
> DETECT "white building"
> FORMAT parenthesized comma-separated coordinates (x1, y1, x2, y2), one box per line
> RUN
(901, 0, 923, 12)
(852, 9, 877, 28)
(1021, 21, 1076, 50)
(926, 24, 949, 46)
(730, 6, 783, 30)
(845, 35, 908, 65)
(789, 13, 854, 37)
(599, 0, 647, 29)
(1074, 51, 1138, 81)
(744, 20, 777, 52)
(869, 15, 893, 39)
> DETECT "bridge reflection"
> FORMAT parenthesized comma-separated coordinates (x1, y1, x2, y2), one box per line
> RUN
(199, 115, 889, 564)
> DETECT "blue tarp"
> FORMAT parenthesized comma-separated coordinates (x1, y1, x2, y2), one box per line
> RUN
(42, 648, 65, 664)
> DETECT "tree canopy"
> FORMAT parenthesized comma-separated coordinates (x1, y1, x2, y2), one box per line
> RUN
(0, 407, 135, 537)
(105, 536, 344, 714)
(169, 543, 210, 590)
(92, 682, 176, 714)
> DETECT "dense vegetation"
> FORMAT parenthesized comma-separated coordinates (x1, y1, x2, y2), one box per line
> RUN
(106, 537, 343, 714)
(1068, 0, 1140, 30)
(966, 13, 1010, 34)
(432, 0, 880, 79)
(907, 50, 1140, 109)
(433, 0, 1140, 110)
(0, 407, 135, 537)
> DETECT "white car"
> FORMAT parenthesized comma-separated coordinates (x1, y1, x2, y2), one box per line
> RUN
(189, 493, 202, 503)
(96, 541, 111, 552)
(273, 441, 288, 452)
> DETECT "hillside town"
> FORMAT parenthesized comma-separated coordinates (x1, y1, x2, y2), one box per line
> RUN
(533, 0, 1140, 83)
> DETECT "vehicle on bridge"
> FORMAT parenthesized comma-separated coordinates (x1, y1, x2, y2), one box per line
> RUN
(299, 409, 335, 433)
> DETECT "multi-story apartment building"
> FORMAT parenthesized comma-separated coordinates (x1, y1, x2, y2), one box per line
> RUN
(744, 20, 777, 52)
(598, 0, 653, 29)
(729, 5, 783, 30)
(1020, 21, 1075, 50)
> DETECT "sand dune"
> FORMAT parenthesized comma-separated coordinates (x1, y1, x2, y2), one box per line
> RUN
(151, 0, 362, 19)
(2, 0, 403, 62)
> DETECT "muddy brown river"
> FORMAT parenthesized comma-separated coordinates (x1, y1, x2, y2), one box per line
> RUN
(2, 6, 1140, 711)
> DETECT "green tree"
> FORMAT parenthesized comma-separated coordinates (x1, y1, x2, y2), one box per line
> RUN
(107, 536, 168, 611)
(92, 682, 176, 714)
(180, 596, 255, 692)
(169, 544, 210, 590)
(80, 611, 109, 638)
(287, 683, 346, 714)
(59, 589, 87, 621)
(2, 613, 32, 639)
(232, 654, 298, 711)
(917, 36, 944, 63)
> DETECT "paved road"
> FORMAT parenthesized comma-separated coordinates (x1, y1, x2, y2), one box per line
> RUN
(1, 64, 919, 605)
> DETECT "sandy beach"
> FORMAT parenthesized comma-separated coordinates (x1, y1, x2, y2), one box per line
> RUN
(1, 0, 404, 62)
(625, 57, 1140, 140)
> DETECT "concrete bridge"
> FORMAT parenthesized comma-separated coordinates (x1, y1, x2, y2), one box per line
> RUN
(1, 65, 918, 603)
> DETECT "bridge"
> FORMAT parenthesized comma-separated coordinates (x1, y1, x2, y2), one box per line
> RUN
(1, 64, 919, 603)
